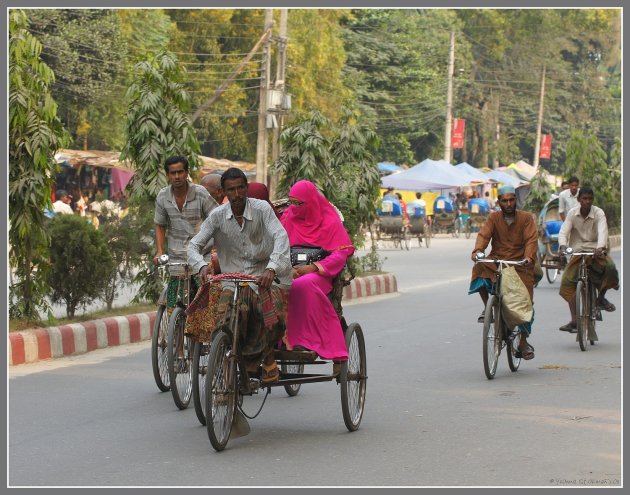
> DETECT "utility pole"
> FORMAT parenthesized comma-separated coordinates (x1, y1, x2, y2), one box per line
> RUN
(533, 65, 546, 169)
(269, 8, 288, 197)
(443, 30, 455, 163)
(256, 9, 274, 184)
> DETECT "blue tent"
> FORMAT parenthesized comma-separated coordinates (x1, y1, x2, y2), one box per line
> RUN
(381, 158, 471, 191)
(484, 169, 523, 188)
(454, 162, 489, 182)
(378, 162, 403, 174)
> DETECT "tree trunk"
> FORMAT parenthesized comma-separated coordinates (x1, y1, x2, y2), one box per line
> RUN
(24, 235, 33, 319)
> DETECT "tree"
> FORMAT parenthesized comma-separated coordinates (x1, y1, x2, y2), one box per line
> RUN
(48, 215, 115, 318)
(121, 50, 201, 302)
(24, 9, 129, 150)
(564, 128, 619, 228)
(522, 171, 554, 217)
(9, 9, 69, 320)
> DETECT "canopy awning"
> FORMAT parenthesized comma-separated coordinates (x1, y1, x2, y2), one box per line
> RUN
(381, 158, 472, 191)
(454, 162, 490, 183)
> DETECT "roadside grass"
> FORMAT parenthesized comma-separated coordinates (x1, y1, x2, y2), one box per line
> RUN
(9, 303, 156, 333)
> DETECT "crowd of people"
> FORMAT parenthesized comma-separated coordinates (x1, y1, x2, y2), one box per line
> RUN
(48, 187, 128, 230)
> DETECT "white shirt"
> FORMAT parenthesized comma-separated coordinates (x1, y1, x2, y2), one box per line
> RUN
(558, 188, 579, 214)
(52, 200, 74, 215)
(188, 198, 292, 289)
(558, 205, 608, 250)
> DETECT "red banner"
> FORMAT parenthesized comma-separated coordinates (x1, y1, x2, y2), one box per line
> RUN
(451, 118, 465, 149)
(539, 134, 552, 159)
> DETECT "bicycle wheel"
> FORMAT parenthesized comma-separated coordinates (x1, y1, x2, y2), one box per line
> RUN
(452, 219, 461, 238)
(340, 323, 367, 432)
(167, 307, 194, 409)
(576, 281, 589, 351)
(464, 221, 471, 239)
(192, 341, 210, 425)
(546, 267, 558, 284)
(424, 224, 431, 248)
(402, 228, 411, 251)
(482, 296, 501, 379)
(507, 330, 522, 372)
(282, 362, 305, 397)
(151, 304, 170, 392)
(205, 331, 237, 451)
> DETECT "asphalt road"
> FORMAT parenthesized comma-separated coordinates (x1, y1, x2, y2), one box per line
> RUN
(9, 235, 621, 487)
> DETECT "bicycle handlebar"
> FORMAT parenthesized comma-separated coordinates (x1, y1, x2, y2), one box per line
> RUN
(474, 253, 527, 266)
(564, 247, 604, 257)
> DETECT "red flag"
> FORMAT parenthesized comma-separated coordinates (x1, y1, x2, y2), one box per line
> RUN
(451, 118, 465, 149)
(539, 134, 552, 159)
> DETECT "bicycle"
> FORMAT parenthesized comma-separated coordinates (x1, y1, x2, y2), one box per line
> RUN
(475, 253, 528, 380)
(162, 258, 197, 410)
(564, 248, 601, 351)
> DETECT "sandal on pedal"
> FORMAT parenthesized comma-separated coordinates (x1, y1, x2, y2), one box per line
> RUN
(596, 297, 615, 312)
(517, 343, 535, 360)
(559, 322, 577, 333)
(261, 361, 280, 385)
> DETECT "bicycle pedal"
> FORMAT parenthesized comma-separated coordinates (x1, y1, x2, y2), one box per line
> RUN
(595, 310, 603, 321)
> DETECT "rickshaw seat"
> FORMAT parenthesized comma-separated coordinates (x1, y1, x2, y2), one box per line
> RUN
(543, 220, 562, 239)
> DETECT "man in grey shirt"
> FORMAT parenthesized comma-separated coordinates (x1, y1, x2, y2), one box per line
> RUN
(558, 176, 579, 221)
(153, 155, 215, 306)
(188, 167, 291, 384)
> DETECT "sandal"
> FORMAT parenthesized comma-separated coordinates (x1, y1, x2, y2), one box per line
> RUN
(597, 297, 616, 312)
(261, 361, 280, 385)
(516, 343, 535, 360)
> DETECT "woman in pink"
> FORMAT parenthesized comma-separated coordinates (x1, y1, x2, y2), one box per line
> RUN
(281, 180, 354, 361)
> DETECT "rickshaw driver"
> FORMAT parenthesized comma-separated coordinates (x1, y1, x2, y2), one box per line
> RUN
(468, 185, 539, 360)
(557, 187, 619, 333)
(187, 167, 292, 385)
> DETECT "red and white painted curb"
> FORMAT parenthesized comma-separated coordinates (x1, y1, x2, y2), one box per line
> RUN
(9, 313, 157, 366)
(8, 273, 396, 366)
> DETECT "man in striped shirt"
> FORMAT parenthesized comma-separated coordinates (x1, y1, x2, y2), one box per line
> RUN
(153, 155, 215, 307)
(188, 168, 291, 384)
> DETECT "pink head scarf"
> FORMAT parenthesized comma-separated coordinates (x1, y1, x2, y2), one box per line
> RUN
(281, 180, 354, 255)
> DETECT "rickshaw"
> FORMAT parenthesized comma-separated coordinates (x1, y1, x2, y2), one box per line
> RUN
(372, 197, 410, 250)
(432, 195, 462, 237)
(406, 203, 431, 247)
(201, 268, 367, 451)
(464, 198, 492, 239)
(537, 196, 566, 283)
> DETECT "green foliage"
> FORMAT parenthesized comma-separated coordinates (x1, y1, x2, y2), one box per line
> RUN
(9, 9, 69, 320)
(48, 215, 115, 318)
(121, 51, 201, 203)
(565, 128, 620, 228)
(24, 9, 129, 150)
(522, 170, 554, 216)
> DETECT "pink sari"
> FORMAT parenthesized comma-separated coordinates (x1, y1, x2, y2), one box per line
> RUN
(281, 181, 354, 360)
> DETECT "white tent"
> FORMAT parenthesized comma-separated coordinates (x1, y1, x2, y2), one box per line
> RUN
(382, 158, 472, 191)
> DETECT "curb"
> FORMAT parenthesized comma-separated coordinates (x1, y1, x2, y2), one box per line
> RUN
(8, 274, 397, 366)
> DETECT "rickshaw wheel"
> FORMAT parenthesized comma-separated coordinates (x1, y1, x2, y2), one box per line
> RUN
(341, 323, 367, 432)
(282, 362, 305, 396)
(545, 267, 558, 284)
(424, 224, 431, 248)
(402, 228, 411, 250)
(464, 221, 472, 239)
(192, 341, 210, 426)
(205, 331, 237, 451)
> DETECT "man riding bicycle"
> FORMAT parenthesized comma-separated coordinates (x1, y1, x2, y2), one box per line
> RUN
(468, 185, 539, 360)
(153, 155, 216, 309)
(187, 167, 292, 385)
(557, 186, 619, 333)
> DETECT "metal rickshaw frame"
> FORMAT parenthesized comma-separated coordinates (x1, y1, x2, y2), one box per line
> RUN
(203, 268, 368, 451)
